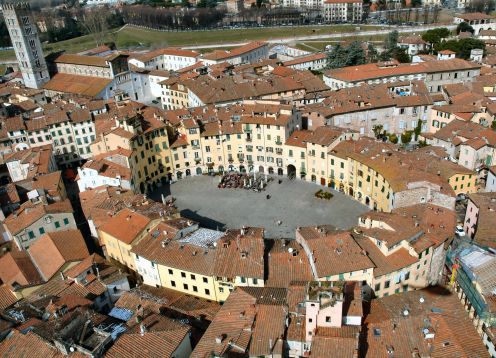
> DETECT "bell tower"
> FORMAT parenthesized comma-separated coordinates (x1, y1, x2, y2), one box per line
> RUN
(1, 2, 49, 89)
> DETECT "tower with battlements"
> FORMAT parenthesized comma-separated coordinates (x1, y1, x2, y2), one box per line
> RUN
(1, 2, 49, 89)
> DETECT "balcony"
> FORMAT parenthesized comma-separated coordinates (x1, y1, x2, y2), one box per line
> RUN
(275, 141, 283, 145)
(246, 137, 252, 142)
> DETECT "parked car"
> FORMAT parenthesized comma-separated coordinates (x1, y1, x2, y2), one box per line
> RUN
(455, 225, 466, 237)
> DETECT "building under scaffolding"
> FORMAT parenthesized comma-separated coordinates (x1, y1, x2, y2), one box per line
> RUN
(446, 240, 496, 356)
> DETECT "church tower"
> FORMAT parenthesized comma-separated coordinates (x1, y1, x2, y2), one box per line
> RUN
(1, 2, 49, 89)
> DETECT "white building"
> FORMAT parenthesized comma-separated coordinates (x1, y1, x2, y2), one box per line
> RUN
(323, 0, 363, 23)
(0, 3, 49, 89)
(397, 35, 428, 57)
(486, 166, 496, 192)
(129, 48, 199, 72)
(200, 42, 269, 66)
(77, 152, 133, 192)
(283, 53, 328, 71)
(454, 13, 496, 35)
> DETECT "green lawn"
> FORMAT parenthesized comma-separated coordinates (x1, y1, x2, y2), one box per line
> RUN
(113, 24, 380, 49)
(0, 24, 382, 62)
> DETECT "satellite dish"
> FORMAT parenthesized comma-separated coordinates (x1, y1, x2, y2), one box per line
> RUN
(419, 296, 425, 303)
(403, 309, 410, 316)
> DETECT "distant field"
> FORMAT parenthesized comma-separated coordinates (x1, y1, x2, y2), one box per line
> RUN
(113, 24, 380, 49)
(0, 24, 382, 62)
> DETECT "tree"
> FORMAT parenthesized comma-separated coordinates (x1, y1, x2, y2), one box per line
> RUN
(401, 131, 413, 144)
(81, 8, 109, 46)
(456, 22, 475, 35)
(389, 134, 399, 144)
(436, 38, 486, 60)
(346, 41, 366, 66)
(384, 30, 399, 54)
(414, 119, 422, 140)
(467, 0, 495, 13)
(326, 41, 366, 69)
(422, 27, 451, 46)
(367, 43, 379, 63)
(372, 124, 384, 139)
(392, 47, 410, 63)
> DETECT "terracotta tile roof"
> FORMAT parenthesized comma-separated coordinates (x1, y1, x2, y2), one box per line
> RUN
(214, 227, 265, 280)
(131, 223, 218, 277)
(202, 42, 267, 62)
(310, 336, 358, 357)
(64, 253, 105, 279)
(131, 47, 198, 63)
(53, 53, 110, 67)
(43, 73, 112, 97)
(399, 35, 426, 45)
(283, 53, 327, 67)
(29, 230, 89, 281)
(0, 248, 43, 289)
(4, 115, 25, 132)
(191, 286, 287, 358)
(31, 171, 63, 197)
(99, 208, 152, 245)
(456, 12, 496, 21)
(365, 287, 489, 358)
(297, 227, 374, 277)
(285, 129, 313, 148)
(0, 331, 64, 357)
(266, 240, 313, 288)
(353, 234, 418, 277)
(106, 329, 190, 358)
(468, 192, 496, 249)
(3, 199, 73, 235)
(0, 285, 18, 309)
(115, 285, 220, 324)
(324, 59, 479, 83)
(249, 304, 286, 357)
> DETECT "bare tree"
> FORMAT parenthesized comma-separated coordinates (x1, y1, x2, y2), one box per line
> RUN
(81, 8, 109, 47)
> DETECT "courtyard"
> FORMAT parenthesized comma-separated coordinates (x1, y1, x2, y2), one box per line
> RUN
(151, 175, 370, 238)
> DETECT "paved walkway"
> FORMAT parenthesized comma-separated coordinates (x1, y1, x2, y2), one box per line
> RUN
(151, 175, 369, 239)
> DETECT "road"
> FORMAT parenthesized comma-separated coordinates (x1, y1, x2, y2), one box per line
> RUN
(182, 24, 456, 49)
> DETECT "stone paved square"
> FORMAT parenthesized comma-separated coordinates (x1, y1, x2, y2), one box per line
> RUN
(151, 175, 370, 238)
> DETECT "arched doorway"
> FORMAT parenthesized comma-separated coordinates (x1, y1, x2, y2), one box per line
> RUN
(287, 165, 296, 179)
(240, 165, 246, 173)
(339, 183, 344, 192)
(268, 167, 274, 174)
(365, 196, 370, 206)
(186, 169, 191, 176)
(311, 175, 316, 183)
(196, 167, 202, 175)
(320, 177, 326, 186)
(139, 182, 145, 193)
(177, 171, 183, 180)
(228, 165, 235, 172)
(329, 180, 335, 189)
(349, 187, 354, 196)
(278, 168, 283, 176)
(259, 166, 264, 173)
(218, 165, 224, 174)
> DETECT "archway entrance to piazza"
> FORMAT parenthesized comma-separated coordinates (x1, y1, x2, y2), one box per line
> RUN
(268, 167, 274, 174)
(287, 165, 296, 179)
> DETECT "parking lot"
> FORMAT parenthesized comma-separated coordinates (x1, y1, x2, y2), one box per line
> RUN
(151, 175, 370, 239)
